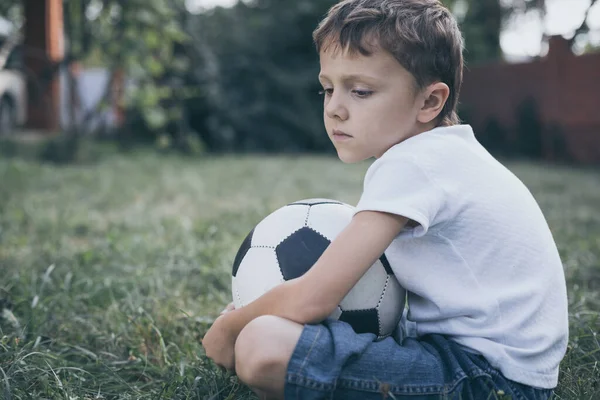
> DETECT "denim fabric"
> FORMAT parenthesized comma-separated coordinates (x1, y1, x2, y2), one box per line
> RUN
(285, 319, 554, 400)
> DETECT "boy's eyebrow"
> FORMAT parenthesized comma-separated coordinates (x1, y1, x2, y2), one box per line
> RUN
(318, 73, 380, 83)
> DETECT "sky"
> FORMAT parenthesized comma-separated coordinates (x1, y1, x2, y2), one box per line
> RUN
(186, 0, 600, 60)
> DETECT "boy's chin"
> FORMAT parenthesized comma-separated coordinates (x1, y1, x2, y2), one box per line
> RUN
(337, 151, 367, 164)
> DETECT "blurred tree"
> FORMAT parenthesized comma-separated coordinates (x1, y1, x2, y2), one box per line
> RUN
(186, 0, 337, 152)
(567, 0, 598, 47)
(0, 2, 21, 25)
(500, 0, 599, 53)
(4, 0, 596, 154)
(185, 0, 506, 152)
(454, 0, 598, 63)
(67, 0, 195, 151)
(460, 0, 503, 64)
(1, 0, 195, 153)
(582, 42, 600, 54)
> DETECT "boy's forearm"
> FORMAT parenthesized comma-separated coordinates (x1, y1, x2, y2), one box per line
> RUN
(221, 278, 330, 340)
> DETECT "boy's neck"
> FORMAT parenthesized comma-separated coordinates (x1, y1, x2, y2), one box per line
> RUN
(409, 120, 441, 140)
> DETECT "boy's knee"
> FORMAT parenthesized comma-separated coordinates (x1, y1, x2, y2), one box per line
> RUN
(235, 316, 282, 384)
(234, 315, 301, 393)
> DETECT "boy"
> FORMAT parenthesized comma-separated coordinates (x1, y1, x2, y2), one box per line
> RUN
(202, 0, 569, 399)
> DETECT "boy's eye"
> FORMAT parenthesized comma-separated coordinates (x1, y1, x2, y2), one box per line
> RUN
(352, 89, 373, 98)
(318, 88, 372, 98)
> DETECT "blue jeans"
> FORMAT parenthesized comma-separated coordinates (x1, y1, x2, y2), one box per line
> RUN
(285, 319, 554, 399)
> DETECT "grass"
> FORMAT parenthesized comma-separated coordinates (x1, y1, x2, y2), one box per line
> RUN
(0, 150, 598, 399)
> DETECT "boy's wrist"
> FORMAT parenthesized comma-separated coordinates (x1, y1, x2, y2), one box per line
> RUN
(218, 306, 248, 341)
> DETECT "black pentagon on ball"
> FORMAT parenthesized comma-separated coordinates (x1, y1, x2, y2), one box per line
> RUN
(232, 228, 254, 277)
(275, 227, 331, 280)
(339, 309, 380, 335)
(379, 253, 394, 275)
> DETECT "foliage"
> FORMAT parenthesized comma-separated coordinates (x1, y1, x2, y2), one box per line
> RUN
(181, 0, 528, 152)
(0, 3, 21, 27)
(185, 0, 338, 153)
(183, 0, 503, 153)
(460, 0, 503, 64)
(0, 154, 599, 398)
(65, 0, 196, 147)
(1, 0, 598, 155)
(0, 0, 195, 152)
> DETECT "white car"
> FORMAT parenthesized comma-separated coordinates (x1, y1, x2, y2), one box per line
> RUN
(0, 32, 26, 136)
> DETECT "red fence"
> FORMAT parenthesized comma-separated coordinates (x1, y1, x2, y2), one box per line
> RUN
(460, 36, 600, 164)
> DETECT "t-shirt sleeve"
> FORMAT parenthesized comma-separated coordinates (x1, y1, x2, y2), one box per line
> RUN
(354, 154, 446, 237)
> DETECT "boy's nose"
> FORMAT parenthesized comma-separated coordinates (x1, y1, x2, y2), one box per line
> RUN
(325, 96, 349, 121)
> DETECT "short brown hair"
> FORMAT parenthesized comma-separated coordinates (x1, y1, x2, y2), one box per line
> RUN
(313, 0, 464, 126)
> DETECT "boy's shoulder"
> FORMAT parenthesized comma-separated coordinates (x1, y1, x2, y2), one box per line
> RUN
(378, 124, 485, 171)
(371, 124, 515, 192)
(385, 124, 476, 156)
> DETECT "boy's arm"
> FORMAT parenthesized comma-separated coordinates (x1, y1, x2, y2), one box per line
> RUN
(220, 210, 408, 338)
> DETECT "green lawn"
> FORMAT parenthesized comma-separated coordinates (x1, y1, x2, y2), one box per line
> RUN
(0, 151, 599, 399)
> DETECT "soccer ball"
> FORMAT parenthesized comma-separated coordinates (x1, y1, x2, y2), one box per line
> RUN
(231, 198, 405, 338)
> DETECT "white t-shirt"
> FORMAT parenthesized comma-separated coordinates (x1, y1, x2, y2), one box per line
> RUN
(354, 124, 568, 389)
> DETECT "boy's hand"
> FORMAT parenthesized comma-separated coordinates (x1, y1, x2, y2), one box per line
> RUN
(202, 313, 236, 371)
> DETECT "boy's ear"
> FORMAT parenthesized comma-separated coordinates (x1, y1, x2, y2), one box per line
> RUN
(417, 82, 450, 124)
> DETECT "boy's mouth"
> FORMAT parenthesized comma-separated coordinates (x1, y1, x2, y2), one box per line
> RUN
(332, 130, 353, 140)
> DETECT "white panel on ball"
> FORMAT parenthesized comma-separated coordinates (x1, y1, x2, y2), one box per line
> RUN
(339, 261, 389, 310)
(329, 306, 343, 320)
(377, 276, 406, 336)
(251, 204, 310, 247)
(306, 203, 354, 241)
(232, 247, 284, 308)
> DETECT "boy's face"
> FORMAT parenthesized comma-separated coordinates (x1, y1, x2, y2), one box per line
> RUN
(318, 45, 425, 163)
